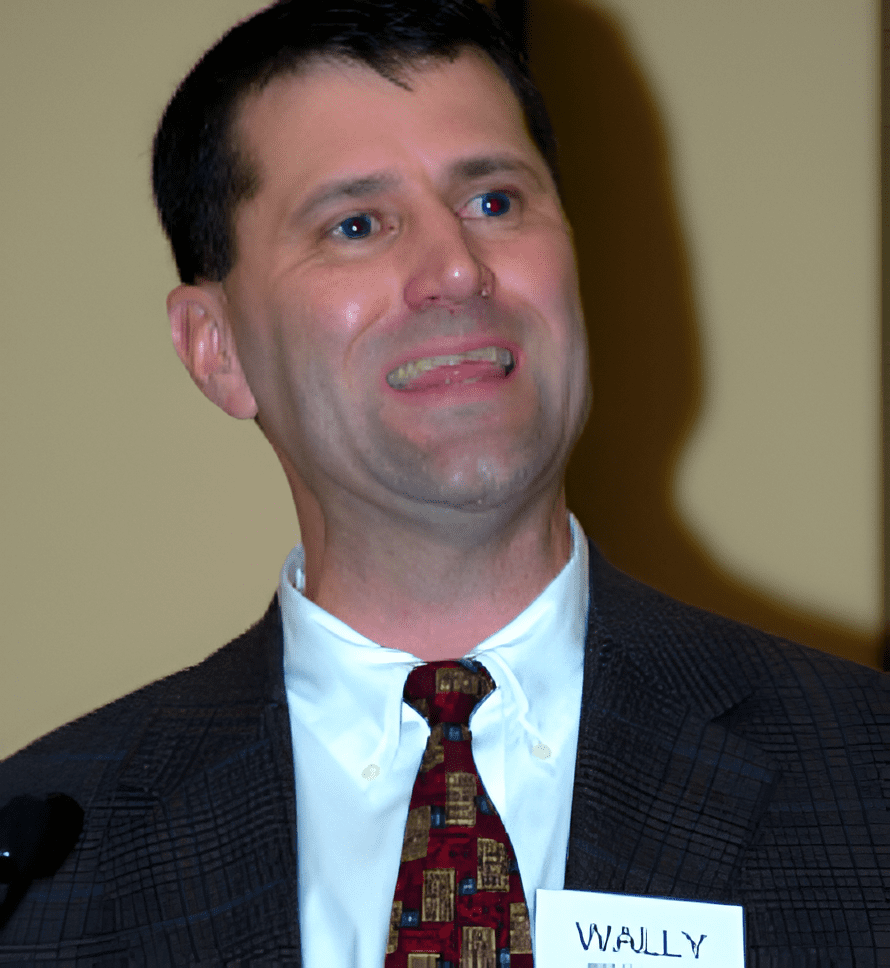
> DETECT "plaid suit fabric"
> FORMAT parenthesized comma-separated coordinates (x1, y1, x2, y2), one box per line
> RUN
(386, 661, 533, 968)
(0, 541, 888, 966)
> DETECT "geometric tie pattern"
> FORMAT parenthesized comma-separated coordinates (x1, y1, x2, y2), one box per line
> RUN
(385, 659, 534, 968)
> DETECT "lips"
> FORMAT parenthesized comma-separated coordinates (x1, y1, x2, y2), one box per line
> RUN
(386, 346, 515, 390)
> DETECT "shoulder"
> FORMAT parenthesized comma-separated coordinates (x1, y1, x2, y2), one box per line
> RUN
(0, 598, 283, 804)
(573, 543, 888, 955)
(583, 538, 889, 724)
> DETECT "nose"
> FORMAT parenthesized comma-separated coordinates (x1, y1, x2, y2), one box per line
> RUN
(403, 207, 493, 311)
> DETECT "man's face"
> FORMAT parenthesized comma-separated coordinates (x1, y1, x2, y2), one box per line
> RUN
(219, 50, 590, 529)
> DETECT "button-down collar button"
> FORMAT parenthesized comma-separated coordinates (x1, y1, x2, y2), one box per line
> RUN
(361, 763, 381, 780)
(532, 743, 552, 760)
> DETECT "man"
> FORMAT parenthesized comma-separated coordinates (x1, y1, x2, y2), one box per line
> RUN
(1, 2, 887, 965)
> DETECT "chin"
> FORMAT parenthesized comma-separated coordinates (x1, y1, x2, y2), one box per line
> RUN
(405, 455, 548, 516)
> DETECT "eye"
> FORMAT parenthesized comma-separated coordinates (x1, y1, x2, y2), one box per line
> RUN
(333, 213, 379, 239)
(481, 191, 511, 216)
(465, 190, 513, 218)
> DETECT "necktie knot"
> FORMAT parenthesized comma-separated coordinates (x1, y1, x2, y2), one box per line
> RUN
(403, 659, 494, 727)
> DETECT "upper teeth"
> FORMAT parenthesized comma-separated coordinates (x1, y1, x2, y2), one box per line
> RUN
(387, 347, 514, 389)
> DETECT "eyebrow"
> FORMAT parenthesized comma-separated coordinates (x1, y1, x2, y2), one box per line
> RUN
(447, 154, 545, 187)
(294, 173, 401, 224)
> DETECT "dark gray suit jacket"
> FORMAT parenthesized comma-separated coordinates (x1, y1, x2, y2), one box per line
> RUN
(1, 542, 888, 966)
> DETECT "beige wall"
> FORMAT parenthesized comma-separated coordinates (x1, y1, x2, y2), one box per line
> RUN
(599, 0, 880, 629)
(1, 1, 881, 757)
(529, 0, 881, 664)
(2, 0, 288, 759)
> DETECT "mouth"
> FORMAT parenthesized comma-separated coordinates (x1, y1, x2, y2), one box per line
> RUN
(386, 346, 515, 391)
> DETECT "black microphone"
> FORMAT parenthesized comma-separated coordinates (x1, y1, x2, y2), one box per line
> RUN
(0, 793, 83, 931)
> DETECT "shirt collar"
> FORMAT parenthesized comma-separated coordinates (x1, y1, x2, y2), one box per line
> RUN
(280, 514, 589, 771)
(466, 515, 588, 738)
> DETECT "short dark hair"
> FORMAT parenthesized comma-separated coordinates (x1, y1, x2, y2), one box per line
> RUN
(151, 0, 558, 284)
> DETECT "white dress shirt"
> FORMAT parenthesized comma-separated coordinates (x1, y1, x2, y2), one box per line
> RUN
(280, 515, 589, 967)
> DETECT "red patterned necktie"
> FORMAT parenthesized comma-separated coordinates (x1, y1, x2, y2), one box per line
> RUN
(385, 659, 534, 968)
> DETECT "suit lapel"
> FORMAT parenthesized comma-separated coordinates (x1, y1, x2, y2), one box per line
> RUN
(565, 544, 780, 900)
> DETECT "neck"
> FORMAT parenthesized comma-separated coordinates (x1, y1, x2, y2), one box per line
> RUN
(297, 492, 573, 660)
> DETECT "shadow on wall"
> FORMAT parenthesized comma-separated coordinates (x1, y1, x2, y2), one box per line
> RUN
(526, 0, 884, 670)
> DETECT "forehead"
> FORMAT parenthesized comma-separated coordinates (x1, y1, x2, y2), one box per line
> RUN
(232, 50, 546, 202)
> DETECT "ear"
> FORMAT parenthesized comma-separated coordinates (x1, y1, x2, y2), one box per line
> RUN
(167, 284, 258, 419)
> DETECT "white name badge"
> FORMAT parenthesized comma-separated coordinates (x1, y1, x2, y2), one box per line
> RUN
(535, 889, 745, 968)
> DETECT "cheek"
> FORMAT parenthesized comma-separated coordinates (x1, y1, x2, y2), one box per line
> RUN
(500, 230, 582, 329)
(344, 300, 363, 327)
(302, 266, 393, 341)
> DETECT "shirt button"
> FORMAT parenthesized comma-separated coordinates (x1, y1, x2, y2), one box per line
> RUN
(361, 763, 381, 780)
(532, 743, 552, 760)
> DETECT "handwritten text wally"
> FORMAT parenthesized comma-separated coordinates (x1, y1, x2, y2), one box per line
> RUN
(576, 923, 708, 959)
